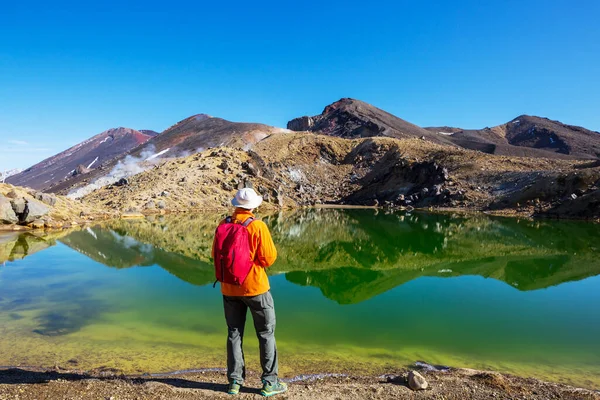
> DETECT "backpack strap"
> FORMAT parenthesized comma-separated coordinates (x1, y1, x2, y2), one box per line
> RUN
(242, 217, 255, 227)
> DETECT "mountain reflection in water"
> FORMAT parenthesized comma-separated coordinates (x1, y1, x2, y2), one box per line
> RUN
(3, 209, 593, 304)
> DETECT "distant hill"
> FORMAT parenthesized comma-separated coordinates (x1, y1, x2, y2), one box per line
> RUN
(287, 98, 453, 145)
(426, 115, 600, 159)
(7, 127, 155, 191)
(288, 98, 600, 160)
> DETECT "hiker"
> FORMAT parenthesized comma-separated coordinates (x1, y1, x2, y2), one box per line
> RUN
(212, 188, 287, 397)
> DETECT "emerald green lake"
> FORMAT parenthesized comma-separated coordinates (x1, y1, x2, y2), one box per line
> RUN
(1, 210, 599, 389)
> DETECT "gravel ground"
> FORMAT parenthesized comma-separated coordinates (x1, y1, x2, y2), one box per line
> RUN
(0, 367, 598, 400)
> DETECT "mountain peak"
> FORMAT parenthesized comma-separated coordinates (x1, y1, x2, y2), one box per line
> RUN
(288, 98, 451, 144)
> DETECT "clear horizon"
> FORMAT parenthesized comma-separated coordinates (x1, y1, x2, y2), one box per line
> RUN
(1, 0, 599, 171)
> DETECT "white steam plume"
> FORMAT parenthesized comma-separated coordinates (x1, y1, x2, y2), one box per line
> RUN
(67, 145, 163, 199)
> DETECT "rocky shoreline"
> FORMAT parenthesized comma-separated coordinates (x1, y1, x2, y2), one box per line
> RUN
(0, 365, 597, 399)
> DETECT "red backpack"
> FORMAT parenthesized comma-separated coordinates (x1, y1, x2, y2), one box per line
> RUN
(213, 216, 255, 286)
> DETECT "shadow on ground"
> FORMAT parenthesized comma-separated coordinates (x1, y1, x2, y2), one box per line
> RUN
(0, 368, 259, 395)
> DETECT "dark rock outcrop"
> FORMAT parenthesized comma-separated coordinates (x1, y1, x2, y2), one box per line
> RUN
(287, 116, 314, 131)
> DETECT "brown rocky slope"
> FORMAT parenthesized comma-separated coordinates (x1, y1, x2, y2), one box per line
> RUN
(79, 132, 600, 220)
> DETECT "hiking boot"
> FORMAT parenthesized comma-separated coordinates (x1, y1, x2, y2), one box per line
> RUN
(260, 379, 288, 397)
(227, 380, 242, 395)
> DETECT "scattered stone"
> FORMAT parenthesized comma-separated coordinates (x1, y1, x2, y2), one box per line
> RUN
(145, 200, 156, 209)
(157, 200, 166, 209)
(160, 191, 170, 197)
(0, 195, 19, 224)
(5, 189, 19, 199)
(408, 370, 428, 390)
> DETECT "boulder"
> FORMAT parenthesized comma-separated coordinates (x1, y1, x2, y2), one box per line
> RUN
(0, 195, 19, 224)
(114, 178, 129, 186)
(23, 198, 50, 223)
(407, 371, 428, 390)
(34, 192, 57, 206)
(145, 200, 156, 209)
(73, 164, 91, 176)
(157, 200, 166, 209)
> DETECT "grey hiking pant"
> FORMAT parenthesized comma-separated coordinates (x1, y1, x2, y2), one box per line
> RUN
(223, 290, 278, 384)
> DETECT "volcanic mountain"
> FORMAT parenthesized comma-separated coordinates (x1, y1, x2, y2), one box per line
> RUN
(287, 98, 454, 146)
(47, 114, 288, 195)
(7, 127, 155, 191)
(426, 115, 600, 159)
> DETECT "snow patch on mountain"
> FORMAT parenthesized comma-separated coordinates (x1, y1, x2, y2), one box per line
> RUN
(87, 157, 99, 169)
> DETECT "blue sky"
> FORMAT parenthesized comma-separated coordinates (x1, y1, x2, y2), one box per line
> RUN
(1, 0, 599, 171)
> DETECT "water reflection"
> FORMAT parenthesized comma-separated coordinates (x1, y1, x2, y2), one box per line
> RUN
(2, 210, 600, 305)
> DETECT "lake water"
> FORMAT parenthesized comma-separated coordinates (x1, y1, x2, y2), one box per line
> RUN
(0, 209, 599, 389)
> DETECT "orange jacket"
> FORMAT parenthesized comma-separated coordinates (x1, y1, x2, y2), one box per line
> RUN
(213, 208, 277, 297)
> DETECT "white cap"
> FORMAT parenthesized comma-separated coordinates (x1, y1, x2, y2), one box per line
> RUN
(231, 188, 263, 209)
